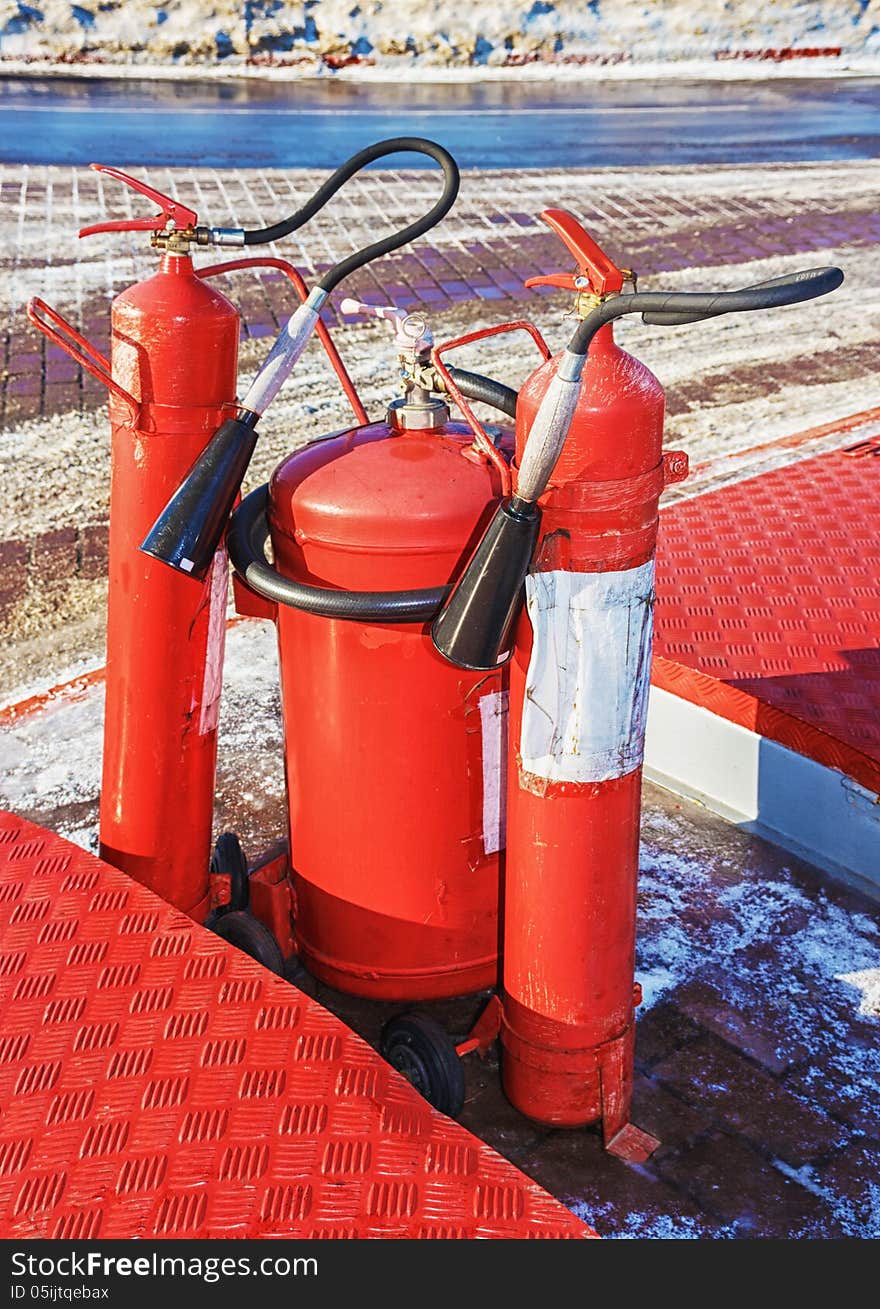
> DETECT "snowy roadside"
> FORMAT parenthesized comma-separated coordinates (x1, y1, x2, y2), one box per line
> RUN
(3, 0, 880, 82)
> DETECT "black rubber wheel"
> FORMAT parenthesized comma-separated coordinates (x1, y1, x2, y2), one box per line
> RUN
(209, 910, 285, 976)
(210, 831, 249, 914)
(380, 1012, 465, 1118)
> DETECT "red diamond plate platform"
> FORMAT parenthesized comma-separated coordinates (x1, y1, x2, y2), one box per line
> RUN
(654, 444, 880, 794)
(0, 812, 592, 1240)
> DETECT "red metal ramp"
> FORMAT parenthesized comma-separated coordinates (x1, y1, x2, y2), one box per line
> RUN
(0, 812, 592, 1240)
(650, 443, 880, 890)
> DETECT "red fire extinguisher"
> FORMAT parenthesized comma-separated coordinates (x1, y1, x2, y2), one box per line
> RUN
(433, 213, 842, 1151)
(28, 170, 241, 919)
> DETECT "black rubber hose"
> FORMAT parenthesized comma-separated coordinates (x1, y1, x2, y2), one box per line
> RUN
(228, 484, 448, 622)
(570, 266, 844, 354)
(448, 367, 519, 419)
(241, 137, 460, 296)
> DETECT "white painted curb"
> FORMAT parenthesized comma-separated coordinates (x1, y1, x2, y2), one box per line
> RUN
(645, 685, 880, 899)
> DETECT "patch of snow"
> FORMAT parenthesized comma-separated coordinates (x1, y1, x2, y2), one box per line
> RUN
(836, 967, 880, 1018)
(0, 615, 287, 854)
(0, 685, 105, 829)
(569, 1197, 736, 1239)
(637, 965, 677, 1010)
(636, 834, 880, 1145)
(774, 1157, 880, 1237)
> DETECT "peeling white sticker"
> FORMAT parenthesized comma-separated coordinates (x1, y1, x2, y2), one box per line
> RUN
(479, 689, 508, 855)
(199, 548, 228, 736)
(520, 561, 655, 783)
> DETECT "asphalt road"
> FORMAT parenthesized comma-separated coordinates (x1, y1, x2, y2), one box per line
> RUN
(1, 73, 879, 167)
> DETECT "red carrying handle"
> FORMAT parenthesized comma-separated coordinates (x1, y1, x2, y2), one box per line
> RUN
(195, 256, 368, 427)
(26, 296, 139, 424)
(27, 257, 369, 433)
(431, 319, 552, 497)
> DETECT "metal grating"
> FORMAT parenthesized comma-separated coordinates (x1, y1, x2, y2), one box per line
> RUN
(0, 812, 592, 1240)
(654, 447, 880, 793)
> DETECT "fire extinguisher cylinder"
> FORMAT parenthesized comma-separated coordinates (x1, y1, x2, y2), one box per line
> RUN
(498, 244, 842, 1147)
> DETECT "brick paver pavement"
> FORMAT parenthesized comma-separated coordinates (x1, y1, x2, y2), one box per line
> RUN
(3, 159, 879, 651)
(4, 160, 879, 427)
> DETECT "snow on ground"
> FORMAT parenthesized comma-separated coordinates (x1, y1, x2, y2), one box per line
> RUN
(837, 967, 880, 1016)
(3, 155, 878, 698)
(0, 618, 287, 850)
(571, 1203, 738, 1240)
(635, 801, 880, 1237)
(2, 1, 880, 75)
(1, 680, 103, 827)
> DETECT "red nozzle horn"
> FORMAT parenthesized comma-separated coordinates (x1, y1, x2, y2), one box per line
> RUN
(79, 163, 198, 239)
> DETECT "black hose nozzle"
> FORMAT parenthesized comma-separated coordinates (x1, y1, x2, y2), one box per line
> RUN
(431, 496, 541, 670)
(140, 415, 259, 581)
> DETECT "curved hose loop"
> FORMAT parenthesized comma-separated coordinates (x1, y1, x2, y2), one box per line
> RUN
(228, 484, 448, 623)
(640, 267, 844, 326)
(570, 265, 844, 353)
(448, 366, 519, 419)
(241, 137, 460, 296)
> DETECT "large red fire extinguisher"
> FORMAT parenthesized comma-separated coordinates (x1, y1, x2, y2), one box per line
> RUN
(433, 214, 842, 1150)
(226, 300, 515, 1000)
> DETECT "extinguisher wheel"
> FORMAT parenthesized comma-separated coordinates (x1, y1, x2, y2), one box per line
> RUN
(380, 1012, 466, 1119)
(210, 831, 250, 914)
(208, 909, 285, 977)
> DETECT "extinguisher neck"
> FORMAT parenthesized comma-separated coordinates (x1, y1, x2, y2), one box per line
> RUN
(158, 251, 194, 277)
(590, 322, 615, 351)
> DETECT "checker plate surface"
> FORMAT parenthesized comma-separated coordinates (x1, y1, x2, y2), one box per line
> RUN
(654, 446, 880, 793)
(0, 813, 591, 1240)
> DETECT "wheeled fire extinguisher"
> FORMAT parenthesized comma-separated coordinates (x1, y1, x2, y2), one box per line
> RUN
(27, 137, 460, 923)
(223, 299, 514, 1000)
(431, 214, 842, 1151)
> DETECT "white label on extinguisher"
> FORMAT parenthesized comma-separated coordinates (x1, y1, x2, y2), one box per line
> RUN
(199, 548, 228, 736)
(479, 690, 508, 855)
(520, 561, 655, 783)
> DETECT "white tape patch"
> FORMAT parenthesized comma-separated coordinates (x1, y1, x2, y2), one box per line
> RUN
(479, 689, 508, 855)
(199, 547, 228, 736)
(520, 561, 655, 784)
